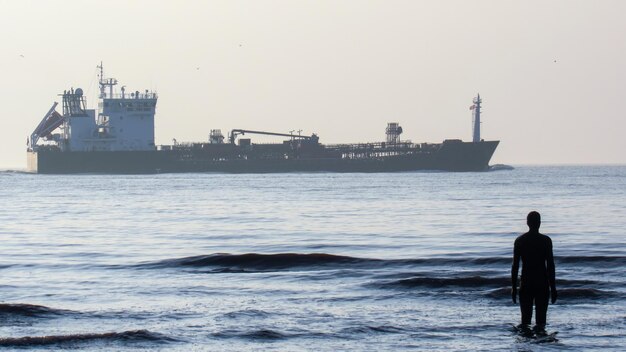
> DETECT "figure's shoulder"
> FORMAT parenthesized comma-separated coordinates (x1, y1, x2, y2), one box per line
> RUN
(514, 232, 528, 244)
(537, 232, 549, 239)
(540, 233, 553, 244)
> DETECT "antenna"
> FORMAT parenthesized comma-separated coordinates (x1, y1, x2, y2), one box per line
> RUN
(97, 62, 118, 98)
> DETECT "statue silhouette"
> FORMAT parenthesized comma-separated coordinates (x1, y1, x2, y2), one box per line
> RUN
(511, 211, 557, 329)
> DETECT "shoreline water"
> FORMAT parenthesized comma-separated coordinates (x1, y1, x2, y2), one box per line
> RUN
(0, 165, 624, 350)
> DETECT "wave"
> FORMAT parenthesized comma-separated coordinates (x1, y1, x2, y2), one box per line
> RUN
(556, 288, 624, 300)
(371, 276, 509, 289)
(222, 309, 271, 319)
(489, 164, 515, 171)
(0, 303, 74, 318)
(213, 325, 406, 341)
(134, 253, 626, 273)
(137, 253, 510, 272)
(0, 330, 175, 347)
(409, 255, 626, 267)
(556, 256, 626, 265)
(371, 276, 608, 291)
(340, 324, 407, 334)
(487, 287, 623, 301)
(212, 328, 330, 341)
(211, 328, 288, 340)
(140, 253, 374, 271)
(0, 169, 28, 175)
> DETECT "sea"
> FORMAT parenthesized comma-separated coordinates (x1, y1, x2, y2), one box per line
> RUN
(0, 165, 624, 351)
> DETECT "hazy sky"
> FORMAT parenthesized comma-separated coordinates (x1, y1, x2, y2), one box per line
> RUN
(1, 0, 625, 167)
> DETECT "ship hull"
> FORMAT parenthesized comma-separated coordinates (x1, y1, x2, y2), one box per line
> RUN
(27, 141, 498, 174)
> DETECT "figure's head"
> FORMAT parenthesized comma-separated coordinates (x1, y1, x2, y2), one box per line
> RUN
(527, 211, 541, 231)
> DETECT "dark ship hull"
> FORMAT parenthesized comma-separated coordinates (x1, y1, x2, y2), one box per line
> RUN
(27, 140, 499, 174)
(27, 66, 498, 175)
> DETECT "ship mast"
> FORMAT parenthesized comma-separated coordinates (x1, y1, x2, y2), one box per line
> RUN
(97, 62, 118, 98)
(472, 94, 482, 142)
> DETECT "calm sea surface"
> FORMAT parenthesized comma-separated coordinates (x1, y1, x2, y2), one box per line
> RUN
(0, 166, 624, 351)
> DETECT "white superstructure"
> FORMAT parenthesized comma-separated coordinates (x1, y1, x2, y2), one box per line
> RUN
(29, 63, 158, 152)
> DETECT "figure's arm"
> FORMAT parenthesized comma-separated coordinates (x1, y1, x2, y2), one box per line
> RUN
(511, 240, 520, 303)
(547, 237, 557, 303)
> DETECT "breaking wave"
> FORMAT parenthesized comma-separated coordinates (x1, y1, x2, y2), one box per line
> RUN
(0, 330, 175, 347)
(139, 253, 374, 271)
(135, 253, 626, 272)
(0, 303, 75, 318)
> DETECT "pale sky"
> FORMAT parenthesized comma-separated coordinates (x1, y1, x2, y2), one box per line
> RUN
(1, 0, 625, 168)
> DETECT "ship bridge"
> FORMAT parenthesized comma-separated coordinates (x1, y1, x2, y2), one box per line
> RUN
(28, 63, 158, 152)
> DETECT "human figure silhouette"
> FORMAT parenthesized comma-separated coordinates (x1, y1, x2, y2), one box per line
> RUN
(511, 211, 557, 329)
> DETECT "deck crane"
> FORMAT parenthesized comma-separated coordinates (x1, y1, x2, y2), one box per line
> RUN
(229, 129, 318, 144)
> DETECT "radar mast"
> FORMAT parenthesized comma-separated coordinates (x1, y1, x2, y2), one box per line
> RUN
(97, 62, 118, 98)
(472, 94, 482, 142)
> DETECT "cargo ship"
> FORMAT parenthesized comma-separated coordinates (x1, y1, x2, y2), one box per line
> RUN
(27, 65, 498, 174)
